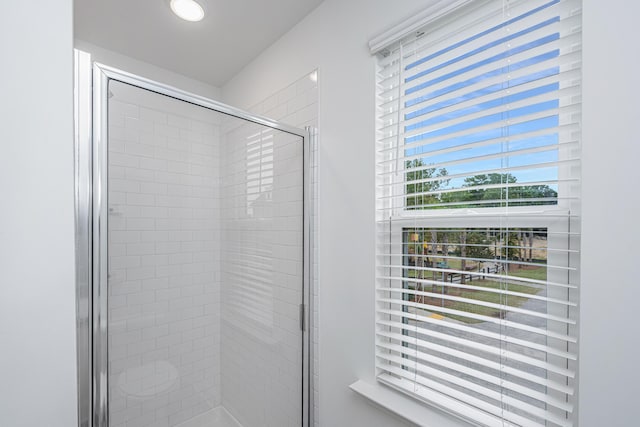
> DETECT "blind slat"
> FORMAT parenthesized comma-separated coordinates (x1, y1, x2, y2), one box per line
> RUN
(377, 0, 581, 70)
(375, 332, 574, 394)
(377, 159, 579, 190)
(378, 69, 582, 134)
(379, 298, 577, 340)
(378, 284, 576, 307)
(377, 366, 563, 427)
(376, 349, 574, 415)
(377, 313, 577, 363)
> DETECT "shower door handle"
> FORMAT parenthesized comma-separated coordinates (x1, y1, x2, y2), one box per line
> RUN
(299, 303, 306, 331)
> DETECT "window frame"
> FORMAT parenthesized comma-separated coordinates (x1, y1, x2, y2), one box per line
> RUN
(373, 1, 581, 425)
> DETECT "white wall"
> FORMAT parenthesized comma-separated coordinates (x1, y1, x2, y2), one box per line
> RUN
(0, 1, 78, 427)
(580, 1, 640, 426)
(75, 40, 221, 100)
(223, 0, 640, 426)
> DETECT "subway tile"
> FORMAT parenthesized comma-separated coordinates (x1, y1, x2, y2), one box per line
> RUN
(111, 255, 141, 270)
(110, 230, 140, 244)
(109, 281, 141, 296)
(190, 120, 215, 135)
(110, 100, 139, 119)
(126, 218, 156, 231)
(125, 167, 155, 183)
(155, 123, 180, 138)
(139, 132, 167, 148)
(139, 182, 167, 195)
(109, 125, 139, 143)
(140, 254, 168, 267)
(167, 114, 190, 129)
(125, 117, 154, 134)
(139, 107, 167, 124)
(141, 277, 169, 291)
(126, 193, 155, 207)
(277, 84, 297, 105)
(126, 266, 156, 281)
(139, 157, 167, 171)
(140, 206, 168, 219)
(110, 152, 139, 168)
(167, 161, 190, 174)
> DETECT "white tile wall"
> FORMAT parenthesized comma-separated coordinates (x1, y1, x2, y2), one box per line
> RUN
(236, 71, 319, 427)
(220, 120, 304, 427)
(108, 82, 222, 427)
(106, 75, 315, 427)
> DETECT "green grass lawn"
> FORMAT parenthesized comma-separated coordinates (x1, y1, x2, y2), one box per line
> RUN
(507, 265, 547, 281)
(405, 265, 546, 324)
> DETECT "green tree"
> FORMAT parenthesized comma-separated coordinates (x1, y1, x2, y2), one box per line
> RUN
(465, 230, 494, 260)
(503, 231, 521, 260)
(405, 159, 448, 208)
(442, 173, 558, 207)
(454, 229, 494, 283)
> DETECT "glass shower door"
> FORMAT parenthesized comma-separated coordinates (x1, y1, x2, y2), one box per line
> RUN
(102, 78, 305, 427)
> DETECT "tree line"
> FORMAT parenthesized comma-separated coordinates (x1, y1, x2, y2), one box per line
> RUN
(404, 159, 557, 209)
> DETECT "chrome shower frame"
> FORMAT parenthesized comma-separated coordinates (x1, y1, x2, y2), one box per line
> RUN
(74, 49, 313, 427)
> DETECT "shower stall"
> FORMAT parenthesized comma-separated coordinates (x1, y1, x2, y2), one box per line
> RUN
(75, 51, 311, 427)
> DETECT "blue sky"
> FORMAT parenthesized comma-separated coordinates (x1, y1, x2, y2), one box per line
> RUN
(401, 0, 561, 194)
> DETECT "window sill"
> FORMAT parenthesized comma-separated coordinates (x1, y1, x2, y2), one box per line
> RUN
(349, 380, 468, 427)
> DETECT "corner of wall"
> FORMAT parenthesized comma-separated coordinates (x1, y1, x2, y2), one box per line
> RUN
(74, 39, 222, 101)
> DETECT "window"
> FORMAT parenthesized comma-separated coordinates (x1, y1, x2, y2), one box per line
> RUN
(374, 1, 581, 426)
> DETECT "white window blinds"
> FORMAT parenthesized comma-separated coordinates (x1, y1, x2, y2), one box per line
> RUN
(374, 1, 581, 426)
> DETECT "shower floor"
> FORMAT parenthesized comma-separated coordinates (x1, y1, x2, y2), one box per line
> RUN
(177, 407, 243, 427)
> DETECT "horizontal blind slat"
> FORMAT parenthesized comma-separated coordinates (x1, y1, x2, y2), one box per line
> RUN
(376, 317, 575, 377)
(377, 314, 577, 364)
(378, 284, 576, 307)
(378, 0, 581, 72)
(377, 159, 579, 189)
(379, 298, 577, 340)
(375, 331, 574, 394)
(377, 103, 580, 150)
(376, 366, 564, 427)
(377, 373, 511, 427)
(376, 350, 574, 415)
(377, 327, 576, 389)
(378, 62, 582, 130)
(377, 122, 580, 164)
(403, 18, 582, 95)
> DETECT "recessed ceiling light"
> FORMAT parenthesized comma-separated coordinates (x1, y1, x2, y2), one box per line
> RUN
(170, 0, 205, 22)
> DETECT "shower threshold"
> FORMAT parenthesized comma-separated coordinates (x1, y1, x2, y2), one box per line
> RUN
(177, 407, 243, 427)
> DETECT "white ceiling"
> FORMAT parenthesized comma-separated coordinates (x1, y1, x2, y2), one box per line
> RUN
(74, 0, 323, 87)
